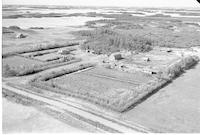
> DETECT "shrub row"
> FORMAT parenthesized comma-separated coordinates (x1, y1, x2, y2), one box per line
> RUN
(26, 47, 76, 58)
(157, 55, 199, 80)
(30, 63, 95, 82)
(2, 58, 81, 77)
(2, 41, 79, 58)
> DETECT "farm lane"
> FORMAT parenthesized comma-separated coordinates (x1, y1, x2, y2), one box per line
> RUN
(2, 82, 150, 133)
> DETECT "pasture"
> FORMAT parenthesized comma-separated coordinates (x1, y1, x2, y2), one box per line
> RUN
(80, 67, 153, 84)
(30, 65, 159, 112)
(34, 53, 61, 62)
(50, 70, 140, 95)
(2, 55, 43, 67)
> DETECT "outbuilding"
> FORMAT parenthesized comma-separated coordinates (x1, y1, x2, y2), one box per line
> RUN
(109, 53, 123, 61)
(58, 49, 70, 55)
(16, 33, 26, 38)
(143, 57, 150, 62)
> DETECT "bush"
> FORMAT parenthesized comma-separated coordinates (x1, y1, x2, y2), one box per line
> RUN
(9, 25, 21, 30)
(158, 55, 199, 80)
(2, 64, 17, 77)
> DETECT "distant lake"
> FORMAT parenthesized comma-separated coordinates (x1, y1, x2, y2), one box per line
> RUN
(3, 7, 200, 29)
(2, 16, 107, 29)
(16, 8, 109, 14)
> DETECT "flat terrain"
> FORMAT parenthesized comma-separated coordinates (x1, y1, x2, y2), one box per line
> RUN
(2, 98, 86, 133)
(2, 5, 200, 133)
(3, 55, 43, 66)
(34, 53, 61, 61)
(2, 27, 89, 55)
(50, 68, 139, 94)
(121, 63, 200, 132)
(82, 67, 153, 84)
(124, 50, 180, 67)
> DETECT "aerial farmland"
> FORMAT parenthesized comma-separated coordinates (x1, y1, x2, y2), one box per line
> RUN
(2, 3, 200, 133)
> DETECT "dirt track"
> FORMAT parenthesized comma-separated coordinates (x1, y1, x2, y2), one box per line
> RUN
(2, 82, 151, 133)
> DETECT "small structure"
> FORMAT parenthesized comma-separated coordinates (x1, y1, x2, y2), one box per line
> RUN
(166, 49, 172, 53)
(86, 49, 95, 54)
(16, 33, 26, 39)
(109, 53, 122, 61)
(143, 57, 150, 62)
(58, 49, 70, 55)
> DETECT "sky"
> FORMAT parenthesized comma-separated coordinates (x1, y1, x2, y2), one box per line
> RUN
(3, 0, 200, 8)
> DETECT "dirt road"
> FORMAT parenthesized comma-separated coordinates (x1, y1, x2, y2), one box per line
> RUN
(2, 82, 150, 133)
(2, 98, 87, 133)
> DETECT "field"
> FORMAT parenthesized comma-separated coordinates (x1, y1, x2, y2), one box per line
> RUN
(82, 67, 154, 84)
(50, 68, 142, 92)
(30, 65, 156, 112)
(3, 55, 43, 67)
(34, 53, 61, 61)
(2, 49, 81, 77)
(2, 98, 91, 133)
(122, 63, 200, 132)
(29, 64, 161, 112)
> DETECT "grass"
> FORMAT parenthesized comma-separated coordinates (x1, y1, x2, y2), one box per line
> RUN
(3, 55, 43, 67)
(3, 13, 66, 19)
(83, 67, 153, 84)
(34, 53, 61, 62)
(77, 14, 200, 48)
(30, 63, 95, 82)
(50, 72, 138, 94)
(29, 69, 158, 112)
(2, 55, 81, 77)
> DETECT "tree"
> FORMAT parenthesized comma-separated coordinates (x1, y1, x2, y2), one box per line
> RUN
(3, 64, 17, 77)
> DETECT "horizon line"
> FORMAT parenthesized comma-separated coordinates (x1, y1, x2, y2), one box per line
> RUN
(2, 4, 200, 9)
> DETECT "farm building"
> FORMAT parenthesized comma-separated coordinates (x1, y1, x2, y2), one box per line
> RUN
(16, 33, 26, 38)
(143, 57, 151, 62)
(109, 53, 123, 61)
(58, 49, 70, 55)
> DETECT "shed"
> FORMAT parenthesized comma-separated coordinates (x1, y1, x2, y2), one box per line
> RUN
(16, 33, 26, 38)
(166, 49, 172, 53)
(143, 57, 150, 62)
(109, 53, 122, 61)
(58, 49, 70, 55)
